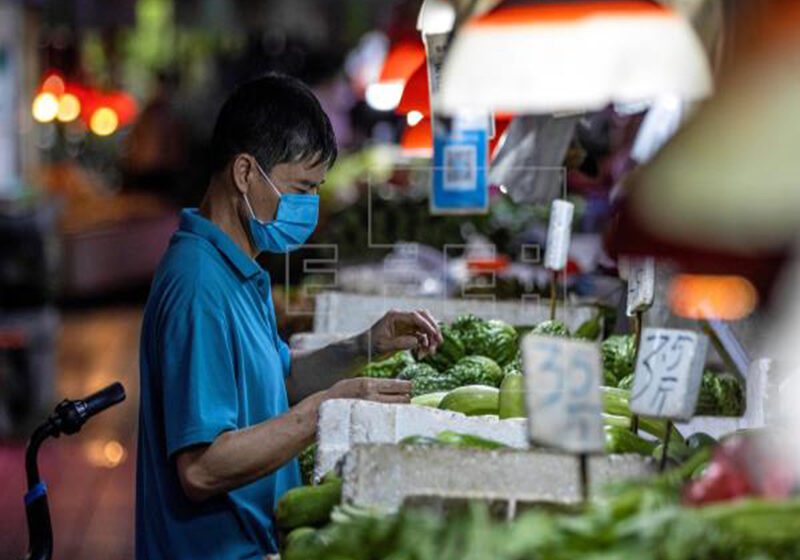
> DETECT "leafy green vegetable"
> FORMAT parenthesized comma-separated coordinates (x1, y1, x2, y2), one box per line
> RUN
(421, 323, 466, 371)
(360, 350, 414, 378)
(696, 371, 745, 416)
(298, 444, 317, 486)
(617, 373, 635, 391)
(285, 485, 800, 560)
(446, 355, 504, 387)
(573, 313, 603, 341)
(601, 335, 636, 386)
(531, 319, 571, 338)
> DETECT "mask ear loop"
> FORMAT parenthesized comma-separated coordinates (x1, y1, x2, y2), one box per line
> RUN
(243, 160, 281, 223)
(242, 192, 259, 221)
(254, 161, 282, 199)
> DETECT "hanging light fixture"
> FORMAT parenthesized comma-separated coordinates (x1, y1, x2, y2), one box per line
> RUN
(438, 0, 713, 115)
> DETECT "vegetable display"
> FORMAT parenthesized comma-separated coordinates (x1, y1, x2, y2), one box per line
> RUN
(438, 385, 500, 416)
(285, 473, 800, 560)
(530, 319, 570, 338)
(420, 323, 466, 371)
(695, 370, 745, 416)
(446, 355, 504, 387)
(361, 350, 414, 379)
(451, 314, 519, 366)
(601, 334, 636, 386)
(411, 374, 460, 397)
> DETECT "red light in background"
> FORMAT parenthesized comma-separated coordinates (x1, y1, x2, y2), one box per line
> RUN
(668, 274, 758, 321)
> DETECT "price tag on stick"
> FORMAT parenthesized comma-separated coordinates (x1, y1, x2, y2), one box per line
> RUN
(629, 328, 708, 422)
(523, 335, 603, 501)
(630, 328, 708, 470)
(625, 257, 655, 317)
(544, 199, 574, 319)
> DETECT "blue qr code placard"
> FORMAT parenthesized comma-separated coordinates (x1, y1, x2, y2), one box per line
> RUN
(443, 144, 477, 191)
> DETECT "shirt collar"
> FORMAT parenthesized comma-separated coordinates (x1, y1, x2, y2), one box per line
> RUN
(179, 209, 262, 280)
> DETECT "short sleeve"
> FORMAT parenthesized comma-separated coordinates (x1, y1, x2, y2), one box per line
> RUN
(158, 286, 238, 458)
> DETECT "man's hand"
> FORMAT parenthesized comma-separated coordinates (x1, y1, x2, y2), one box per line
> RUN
(361, 309, 443, 360)
(325, 377, 412, 405)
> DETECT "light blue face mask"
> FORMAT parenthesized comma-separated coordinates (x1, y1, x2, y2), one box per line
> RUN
(242, 162, 320, 254)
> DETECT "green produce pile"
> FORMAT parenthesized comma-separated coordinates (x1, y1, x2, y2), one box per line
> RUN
(601, 336, 745, 417)
(695, 370, 746, 417)
(601, 334, 636, 386)
(284, 458, 800, 560)
(360, 314, 517, 397)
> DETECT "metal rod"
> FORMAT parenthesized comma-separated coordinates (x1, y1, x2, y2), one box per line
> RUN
(659, 421, 673, 472)
(579, 454, 590, 502)
(630, 311, 643, 434)
(549, 271, 558, 321)
(700, 319, 750, 379)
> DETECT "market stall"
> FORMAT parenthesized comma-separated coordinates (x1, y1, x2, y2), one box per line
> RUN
(269, 1, 800, 558)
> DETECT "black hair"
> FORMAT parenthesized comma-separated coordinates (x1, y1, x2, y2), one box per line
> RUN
(210, 73, 337, 174)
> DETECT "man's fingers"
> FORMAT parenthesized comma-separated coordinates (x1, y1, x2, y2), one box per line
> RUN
(384, 335, 419, 353)
(418, 309, 443, 344)
(408, 311, 440, 349)
(367, 378, 412, 394)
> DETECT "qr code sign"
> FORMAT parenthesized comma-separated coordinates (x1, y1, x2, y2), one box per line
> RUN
(443, 144, 477, 191)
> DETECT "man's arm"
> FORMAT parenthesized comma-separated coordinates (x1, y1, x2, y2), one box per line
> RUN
(284, 309, 442, 404)
(176, 377, 411, 502)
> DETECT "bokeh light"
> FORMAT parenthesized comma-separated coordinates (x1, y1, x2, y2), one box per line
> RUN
(668, 274, 758, 321)
(32, 92, 60, 123)
(57, 93, 81, 122)
(89, 107, 119, 136)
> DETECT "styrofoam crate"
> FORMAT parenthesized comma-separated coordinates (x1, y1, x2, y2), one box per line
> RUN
(314, 399, 528, 481)
(342, 444, 655, 511)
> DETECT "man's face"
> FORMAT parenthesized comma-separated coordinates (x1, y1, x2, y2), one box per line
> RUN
(235, 156, 327, 223)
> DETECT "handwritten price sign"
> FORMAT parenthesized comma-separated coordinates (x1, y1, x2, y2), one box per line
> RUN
(626, 257, 655, 316)
(522, 335, 604, 454)
(629, 328, 708, 421)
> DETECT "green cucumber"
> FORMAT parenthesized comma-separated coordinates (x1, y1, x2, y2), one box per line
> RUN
(410, 391, 449, 408)
(434, 430, 507, 450)
(604, 425, 657, 456)
(275, 478, 343, 531)
(499, 373, 526, 419)
(438, 385, 500, 416)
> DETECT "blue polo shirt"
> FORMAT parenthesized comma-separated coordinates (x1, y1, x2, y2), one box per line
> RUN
(136, 209, 300, 559)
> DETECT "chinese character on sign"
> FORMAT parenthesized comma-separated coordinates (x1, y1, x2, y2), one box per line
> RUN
(523, 335, 604, 454)
(629, 328, 708, 421)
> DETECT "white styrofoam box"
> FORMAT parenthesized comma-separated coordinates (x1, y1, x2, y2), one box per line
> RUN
(342, 444, 656, 511)
(676, 358, 772, 439)
(315, 399, 528, 480)
(313, 291, 596, 334)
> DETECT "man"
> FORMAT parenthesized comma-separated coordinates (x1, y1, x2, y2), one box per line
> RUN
(136, 74, 442, 559)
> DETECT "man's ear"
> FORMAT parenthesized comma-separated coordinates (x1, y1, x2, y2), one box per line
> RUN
(231, 154, 254, 195)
